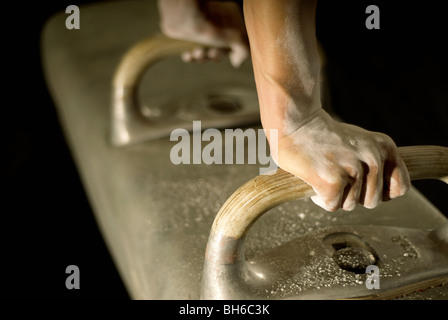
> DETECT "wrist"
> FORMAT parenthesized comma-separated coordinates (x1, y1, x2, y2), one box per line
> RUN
(258, 76, 322, 138)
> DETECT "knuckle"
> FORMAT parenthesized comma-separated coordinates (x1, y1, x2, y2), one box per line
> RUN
(374, 134, 397, 156)
(374, 132, 393, 145)
(346, 164, 361, 179)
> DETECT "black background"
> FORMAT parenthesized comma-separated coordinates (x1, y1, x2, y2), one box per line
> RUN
(2, 0, 447, 300)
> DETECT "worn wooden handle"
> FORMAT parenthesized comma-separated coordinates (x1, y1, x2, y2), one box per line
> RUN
(212, 146, 448, 239)
(111, 34, 208, 147)
(112, 33, 205, 91)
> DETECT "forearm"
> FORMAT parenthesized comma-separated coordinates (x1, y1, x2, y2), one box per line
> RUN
(243, 0, 321, 138)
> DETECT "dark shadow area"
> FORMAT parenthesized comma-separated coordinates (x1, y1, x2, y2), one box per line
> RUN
(3, 0, 130, 299)
(317, 0, 448, 215)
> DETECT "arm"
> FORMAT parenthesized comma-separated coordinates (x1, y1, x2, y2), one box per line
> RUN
(244, 0, 410, 211)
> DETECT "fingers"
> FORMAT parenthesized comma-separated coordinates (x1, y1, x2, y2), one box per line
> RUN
(360, 157, 384, 209)
(207, 47, 225, 61)
(311, 165, 363, 212)
(229, 41, 250, 68)
(310, 170, 350, 212)
(181, 47, 228, 64)
(309, 150, 409, 213)
(341, 169, 363, 211)
(383, 152, 411, 201)
(180, 44, 248, 67)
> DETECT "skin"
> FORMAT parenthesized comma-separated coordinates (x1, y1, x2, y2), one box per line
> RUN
(157, 0, 249, 67)
(158, 0, 411, 212)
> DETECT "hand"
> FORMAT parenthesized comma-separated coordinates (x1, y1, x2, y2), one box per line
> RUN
(273, 108, 411, 212)
(158, 0, 249, 68)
